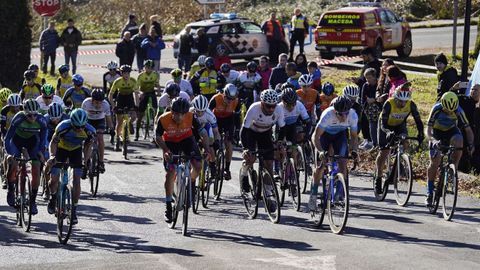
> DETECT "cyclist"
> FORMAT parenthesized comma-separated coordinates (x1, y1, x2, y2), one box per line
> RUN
(309, 96, 359, 211)
(425, 91, 474, 206)
(155, 97, 212, 223)
(286, 62, 301, 90)
(56, 65, 73, 98)
(165, 68, 193, 99)
(343, 85, 364, 145)
(63, 74, 91, 109)
(240, 89, 286, 192)
(0, 94, 22, 190)
(0, 88, 13, 108)
(36, 84, 65, 114)
(103, 61, 121, 95)
(319, 82, 337, 114)
(20, 70, 42, 100)
(296, 74, 320, 123)
(157, 83, 191, 115)
(27, 64, 46, 86)
(219, 63, 239, 85)
(82, 89, 114, 173)
(136, 60, 159, 141)
(209, 84, 241, 180)
(188, 55, 207, 80)
(374, 85, 424, 195)
(238, 61, 262, 109)
(47, 109, 95, 225)
(190, 57, 220, 101)
(108, 65, 138, 151)
(4, 99, 47, 215)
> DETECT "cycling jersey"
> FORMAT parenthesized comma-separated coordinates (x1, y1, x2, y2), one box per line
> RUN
(158, 91, 190, 109)
(0, 106, 20, 136)
(57, 75, 73, 98)
(280, 101, 310, 125)
(20, 83, 42, 100)
(5, 112, 47, 156)
(63, 86, 91, 108)
(238, 72, 262, 90)
(103, 71, 121, 93)
(243, 102, 285, 133)
(191, 68, 218, 96)
(156, 111, 202, 143)
(44, 113, 69, 142)
(223, 70, 240, 84)
(319, 93, 337, 112)
(209, 93, 240, 119)
(81, 97, 111, 120)
(296, 88, 320, 114)
(427, 102, 469, 131)
(36, 95, 65, 114)
(317, 106, 358, 135)
(137, 71, 159, 93)
(165, 80, 193, 97)
(52, 119, 96, 151)
(110, 77, 137, 96)
(34, 76, 45, 86)
(189, 107, 217, 128)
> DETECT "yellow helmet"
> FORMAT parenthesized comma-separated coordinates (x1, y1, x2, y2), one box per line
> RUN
(0, 88, 13, 102)
(440, 91, 459, 112)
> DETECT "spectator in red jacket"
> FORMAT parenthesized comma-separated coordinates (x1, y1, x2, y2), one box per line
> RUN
(213, 44, 231, 70)
(258, 56, 272, 90)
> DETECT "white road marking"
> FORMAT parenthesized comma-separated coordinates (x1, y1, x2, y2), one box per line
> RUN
(255, 249, 336, 270)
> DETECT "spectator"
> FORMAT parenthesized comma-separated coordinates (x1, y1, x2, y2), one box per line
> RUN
(141, 26, 165, 72)
(196, 28, 209, 56)
(261, 11, 286, 62)
(468, 84, 480, 174)
(121, 14, 139, 38)
(132, 23, 148, 72)
(178, 26, 194, 73)
(39, 21, 60, 75)
(351, 47, 381, 87)
(435, 53, 459, 100)
(269, 53, 289, 89)
(150, 15, 163, 38)
(307, 61, 322, 92)
(286, 62, 301, 90)
(116, 32, 135, 67)
(295, 53, 308, 74)
(386, 65, 408, 97)
(60, 19, 82, 74)
(376, 58, 396, 102)
(289, 8, 309, 61)
(213, 44, 231, 70)
(360, 68, 381, 148)
(258, 56, 272, 90)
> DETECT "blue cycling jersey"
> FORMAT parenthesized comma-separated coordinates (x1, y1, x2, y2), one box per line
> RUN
(52, 119, 96, 151)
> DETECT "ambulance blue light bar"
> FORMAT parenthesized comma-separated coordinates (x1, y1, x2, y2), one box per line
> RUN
(210, 13, 237, 20)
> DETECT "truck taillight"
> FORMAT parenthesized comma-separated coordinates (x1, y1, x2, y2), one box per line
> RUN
(318, 32, 328, 37)
(361, 33, 366, 41)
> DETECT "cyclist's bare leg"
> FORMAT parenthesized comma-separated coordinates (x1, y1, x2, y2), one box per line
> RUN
(31, 162, 41, 190)
(375, 149, 390, 177)
(72, 174, 81, 204)
(190, 160, 201, 184)
(225, 140, 233, 163)
(450, 134, 463, 168)
(115, 114, 123, 137)
(7, 157, 17, 183)
(165, 170, 175, 197)
(97, 132, 105, 162)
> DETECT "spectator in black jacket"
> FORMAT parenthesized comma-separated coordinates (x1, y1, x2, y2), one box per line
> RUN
(116, 32, 135, 67)
(60, 19, 82, 74)
(132, 23, 148, 71)
(360, 68, 381, 148)
(435, 53, 459, 100)
(178, 26, 194, 73)
(269, 53, 289, 89)
(39, 21, 60, 75)
(352, 47, 381, 87)
(150, 15, 163, 38)
(121, 14, 139, 38)
(196, 28, 209, 56)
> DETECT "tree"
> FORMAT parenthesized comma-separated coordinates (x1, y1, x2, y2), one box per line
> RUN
(0, 0, 32, 91)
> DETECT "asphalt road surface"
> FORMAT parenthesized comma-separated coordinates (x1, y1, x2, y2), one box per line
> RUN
(0, 141, 479, 270)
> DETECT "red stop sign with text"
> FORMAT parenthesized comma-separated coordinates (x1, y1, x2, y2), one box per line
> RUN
(32, 0, 61, 17)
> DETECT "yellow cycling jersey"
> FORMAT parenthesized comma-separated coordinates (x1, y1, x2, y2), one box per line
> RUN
(137, 71, 159, 93)
(57, 75, 73, 98)
(386, 98, 411, 126)
(198, 70, 218, 95)
(110, 77, 137, 96)
(21, 83, 42, 100)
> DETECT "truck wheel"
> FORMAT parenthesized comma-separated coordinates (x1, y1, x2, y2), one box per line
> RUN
(397, 34, 412, 58)
(375, 41, 383, 59)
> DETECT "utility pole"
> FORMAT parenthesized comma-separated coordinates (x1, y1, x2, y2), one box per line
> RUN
(453, 0, 458, 57)
(461, 0, 472, 81)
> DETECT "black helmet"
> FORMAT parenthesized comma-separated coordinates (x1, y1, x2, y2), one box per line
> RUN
(246, 61, 257, 72)
(165, 83, 180, 97)
(333, 95, 352, 113)
(144, 60, 154, 68)
(91, 88, 105, 101)
(171, 97, 190, 114)
(220, 63, 231, 73)
(205, 57, 215, 69)
(281, 82, 295, 91)
(281, 88, 297, 105)
(120, 65, 132, 73)
(24, 70, 35, 80)
(28, 64, 39, 71)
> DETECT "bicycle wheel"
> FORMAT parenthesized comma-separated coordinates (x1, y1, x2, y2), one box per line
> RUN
(428, 178, 442, 214)
(15, 180, 21, 226)
(193, 179, 200, 214)
(393, 153, 413, 206)
(39, 166, 48, 198)
(122, 118, 129, 159)
(168, 194, 179, 229)
(89, 150, 100, 197)
(327, 173, 349, 234)
(278, 161, 286, 207)
(442, 164, 458, 221)
(20, 174, 32, 232)
(240, 167, 258, 219)
(295, 146, 308, 194)
(373, 153, 393, 201)
(214, 150, 225, 200)
(182, 176, 191, 236)
(286, 158, 301, 211)
(201, 160, 211, 208)
(311, 177, 326, 228)
(57, 184, 73, 244)
(261, 169, 281, 224)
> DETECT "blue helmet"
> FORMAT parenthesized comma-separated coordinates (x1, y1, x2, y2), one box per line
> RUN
(72, 74, 84, 86)
(70, 108, 88, 127)
(58, 65, 69, 74)
(322, 82, 335, 96)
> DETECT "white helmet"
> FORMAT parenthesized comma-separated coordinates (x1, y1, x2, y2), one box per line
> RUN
(197, 55, 207, 66)
(343, 85, 360, 99)
(192, 95, 209, 112)
(106, 61, 118, 70)
(394, 90, 412, 101)
(260, 89, 279, 105)
(7, 94, 21, 106)
(298, 74, 313, 87)
(224, 83, 238, 99)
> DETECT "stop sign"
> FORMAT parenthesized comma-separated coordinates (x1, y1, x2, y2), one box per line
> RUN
(32, 0, 61, 17)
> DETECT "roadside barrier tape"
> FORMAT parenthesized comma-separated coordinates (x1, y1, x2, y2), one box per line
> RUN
(316, 56, 361, 66)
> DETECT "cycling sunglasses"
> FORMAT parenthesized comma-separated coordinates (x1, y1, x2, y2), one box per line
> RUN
(336, 111, 349, 116)
(264, 103, 276, 109)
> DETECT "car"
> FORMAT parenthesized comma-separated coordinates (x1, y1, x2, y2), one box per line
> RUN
(314, 2, 412, 59)
(173, 13, 287, 61)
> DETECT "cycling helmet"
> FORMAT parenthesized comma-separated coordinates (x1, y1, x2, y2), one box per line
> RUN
(0, 88, 13, 102)
(23, 99, 40, 114)
(70, 108, 88, 127)
(120, 65, 132, 73)
(171, 97, 190, 114)
(144, 59, 154, 68)
(298, 74, 313, 87)
(48, 102, 63, 118)
(58, 65, 70, 74)
(322, 82, 335, 96)
(205, 57, 215, 69)
(170, 68, 182, 78)
(441, 91, 459, 112)
(7, 94, 21, 107)
(41, 84, 55, 97)
(260, 89, 278, 105)
(24, 70, 35, 80)
(91, 88, 105, 101)
(220, 63, 231, 73)
(216, 44, 226, 55)
(333, 95, 352, 113)
(393, 90, 412, 101)
(106, 61, 118, 70)
(72, 74, 84, 86)
(224, 83, 238, 99)
(281, 88, 297, 105)
(28, 64, 39, 71)
(165, 83, 180, 97)
(246, 61, 257, 72)
(281, 82, 295, 91)
(197, 55, 207, 66)
(343, 85, 360, 99)
(192, 95, 209, 112)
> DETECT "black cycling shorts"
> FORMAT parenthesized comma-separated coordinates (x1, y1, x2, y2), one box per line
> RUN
(242, 129, 274, 160)
(115, 94, 135, 113)
(378, 124, 407, 149)
(429, 127, 463, 155)
(217, 116, 235, 141)
(88, 118, 105, 131)
(164, 136, 202, 171)
(53, 147, 83, 169)
(138, 92, 158, 112)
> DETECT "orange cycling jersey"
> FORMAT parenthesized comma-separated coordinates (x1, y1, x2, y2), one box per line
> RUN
(159, 112, 194, 143)
(211, 93, 238, 119)
(296, 88, 319, 113)
(319, 93, 337, 112)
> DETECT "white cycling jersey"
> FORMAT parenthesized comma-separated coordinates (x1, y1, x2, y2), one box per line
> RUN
(165, 80, 193, 98)
(36, 95, 65, 113)
(317, 106, 358, 134)
(158, 91, 191, 109)
(189, 107, 217, 127)
(243, 101, 285, 133)
(224, 70, 240, 84)
(81, 97, 111, 120)
(280, 101, 310, 126)
(238, 71, 262, 88)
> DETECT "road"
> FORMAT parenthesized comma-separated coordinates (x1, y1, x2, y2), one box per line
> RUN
(0, 142, 479, 270)
(30, 26, 478, 86)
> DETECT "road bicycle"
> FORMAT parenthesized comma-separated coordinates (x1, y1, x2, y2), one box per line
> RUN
(13, 149, 33, 232)
(141, 95, 156, 140)
(87, 131, 108, 197)
(53, 161, 75, 244)
(278, 141, 301, 211)
(213, 132, 226, 201)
